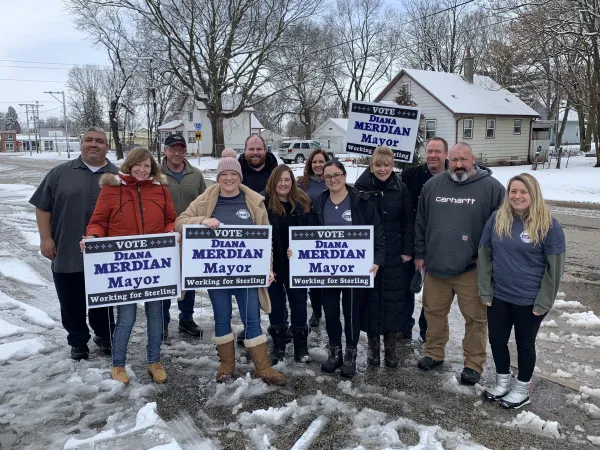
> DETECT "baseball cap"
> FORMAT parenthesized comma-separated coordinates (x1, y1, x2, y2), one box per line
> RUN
(164, 134, 186, 147)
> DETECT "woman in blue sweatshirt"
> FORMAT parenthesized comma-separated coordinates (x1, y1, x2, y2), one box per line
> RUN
(478, 173, 565, 409)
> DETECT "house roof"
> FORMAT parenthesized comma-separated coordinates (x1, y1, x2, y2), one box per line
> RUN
(329, 118, 348, 131)
(376, 69, 539, 117)
(157, 120, 184, 131)
(251, 114, 263, 129)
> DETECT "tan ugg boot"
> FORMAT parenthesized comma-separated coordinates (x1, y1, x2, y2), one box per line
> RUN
(148, 362, 168, 384)
(111, 366, 129, 384)
(214, 333, 236, 383)
(245, 335, 285, 386)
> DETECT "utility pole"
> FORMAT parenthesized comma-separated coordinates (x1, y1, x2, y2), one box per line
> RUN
(18, 103, 34, 156)
(44, 91, 70, 158)
(34, 101, 43, 153)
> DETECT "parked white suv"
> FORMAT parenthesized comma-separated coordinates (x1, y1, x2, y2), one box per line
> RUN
(278, 140, 333, 164)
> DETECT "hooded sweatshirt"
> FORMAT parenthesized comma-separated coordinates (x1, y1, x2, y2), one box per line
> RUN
(238, 152, 279, 193)
(414, 166, 505, 279)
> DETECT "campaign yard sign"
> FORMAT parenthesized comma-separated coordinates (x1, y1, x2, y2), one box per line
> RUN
(345, 100, 421, 162)
(182, 225, 272, 289)
(83, 233, 181, 309)
(289, 226, 374, 288)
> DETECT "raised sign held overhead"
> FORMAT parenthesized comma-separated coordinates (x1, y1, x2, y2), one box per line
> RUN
(345, 100, 421, 162)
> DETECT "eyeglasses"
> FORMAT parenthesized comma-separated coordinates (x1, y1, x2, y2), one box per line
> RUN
(167, 147, 187, 154)
(325, 173, 344, 181)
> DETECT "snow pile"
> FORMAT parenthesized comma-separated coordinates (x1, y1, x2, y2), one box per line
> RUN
(581, 386, 600, 400)
(553, 369, 573, 378)
(0, 337, 45, 361)
(63, 402, 179, 449)
(504, 411, 562, 439)
(561, 311, 600, 329)
(206, 373, 276, 406)
(540, 320, 558, 328)
(553, 300, 585, 309)
(0, 258, 49, 286)
(0, 318, 25, 338)
(0, 290, 55, 327)
(441, 373, 479, 396)
(588, 435, 600, 446)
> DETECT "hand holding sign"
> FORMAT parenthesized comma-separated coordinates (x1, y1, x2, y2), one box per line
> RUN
(202, 218, 221, 229)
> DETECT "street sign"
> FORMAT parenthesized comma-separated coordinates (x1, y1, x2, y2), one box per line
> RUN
(195, 131, 202, 141)
(194, 123, 202, 130)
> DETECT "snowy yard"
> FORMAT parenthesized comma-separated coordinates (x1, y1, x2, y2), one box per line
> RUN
(4, 151, 599, 203)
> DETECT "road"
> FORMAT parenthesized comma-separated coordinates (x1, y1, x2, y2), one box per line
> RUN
(0, 154, 598, 449)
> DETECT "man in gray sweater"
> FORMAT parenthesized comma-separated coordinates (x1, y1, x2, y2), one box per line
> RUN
(414, 142, 505, 385)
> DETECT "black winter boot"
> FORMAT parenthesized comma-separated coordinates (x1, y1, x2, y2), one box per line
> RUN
(367, 333, 380, 366)
(321, 344, 343, 373)
(293, 326, 311, 363)
(268, 325, 287, 365)
(341, 347, 358, 378)
(383, 332, 399, 368)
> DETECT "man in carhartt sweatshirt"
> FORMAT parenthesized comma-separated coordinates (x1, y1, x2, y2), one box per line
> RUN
(414, 142, 505, 385)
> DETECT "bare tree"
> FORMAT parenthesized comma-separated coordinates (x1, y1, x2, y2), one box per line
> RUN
(267, 21, 338, 138)
(66, 65, 106, 134)
(326, 0, 401, 117)
(65, 1, 141, 160)
(76, 0, 321, 157)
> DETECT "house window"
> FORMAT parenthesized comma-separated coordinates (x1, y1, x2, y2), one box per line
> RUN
(486, 119, 496, 139)
(44, 141, 53, 151)
(187, 131, 196, 143)
(188, 110, 193, 122)
(463, 118, 474, 139)
(161, 132, 169, 144)
(5, 142, 14, 152)
(401, 81, 411, 92)
(327, 139, 331, 149)
(425, 120, 436, 140)
(513, 119, 522, 135)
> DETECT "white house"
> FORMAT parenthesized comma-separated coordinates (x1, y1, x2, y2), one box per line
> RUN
(551, 108, 583, 146)
(312, 118, 348, 154)
(374, 67, 540, 164)
(158, 96, 263, 155)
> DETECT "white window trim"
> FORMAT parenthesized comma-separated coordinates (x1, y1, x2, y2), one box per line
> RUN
(486, 118, 496, 139)
(463, 118, 474, 139)
(425, 119, 437, 140)
(513, 119, 522, 135)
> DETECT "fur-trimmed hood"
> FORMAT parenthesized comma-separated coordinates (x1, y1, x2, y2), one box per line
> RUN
(99, 171, 169, 187)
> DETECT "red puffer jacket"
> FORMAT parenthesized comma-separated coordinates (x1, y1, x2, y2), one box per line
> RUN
(87, 172, 177, 238)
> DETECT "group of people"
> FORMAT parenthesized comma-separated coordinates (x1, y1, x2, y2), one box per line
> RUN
(31, 127, 565, 409)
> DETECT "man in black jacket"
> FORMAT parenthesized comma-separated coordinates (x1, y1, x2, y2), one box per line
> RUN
(401, 137, 448, 342)
(238, 135, 278, 192)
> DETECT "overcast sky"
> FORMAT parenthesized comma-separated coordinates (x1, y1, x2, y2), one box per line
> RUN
(0, 0, 107, 122)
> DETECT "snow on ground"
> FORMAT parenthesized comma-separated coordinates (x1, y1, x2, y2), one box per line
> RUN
(1, 155, 600, 448)
(5, 151, 599, 203)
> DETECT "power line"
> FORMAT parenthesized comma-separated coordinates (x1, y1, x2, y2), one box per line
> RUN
(0, 78, 64, 83)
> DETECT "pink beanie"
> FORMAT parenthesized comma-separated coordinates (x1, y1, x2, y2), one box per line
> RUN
(221, 148, 236, 158)
(217, 152, 243, 179)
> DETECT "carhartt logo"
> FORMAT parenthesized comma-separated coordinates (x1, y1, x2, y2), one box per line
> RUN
(435, 196, 476, 205)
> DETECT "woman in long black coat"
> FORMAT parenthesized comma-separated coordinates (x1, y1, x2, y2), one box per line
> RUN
(354, 146, 414, 368)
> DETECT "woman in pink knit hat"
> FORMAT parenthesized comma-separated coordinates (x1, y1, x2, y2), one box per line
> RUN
(175, 152, 284, 385)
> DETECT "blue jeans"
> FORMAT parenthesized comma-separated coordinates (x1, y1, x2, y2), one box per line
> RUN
(112, 300, 163, 366)
(208, 288, 262, 339)
(268, 280, 307, 328)
(162, 290, 195, 324)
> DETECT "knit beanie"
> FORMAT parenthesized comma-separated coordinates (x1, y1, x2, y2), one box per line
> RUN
(221, 148, 237, 158)
(216, 153, 243, 179)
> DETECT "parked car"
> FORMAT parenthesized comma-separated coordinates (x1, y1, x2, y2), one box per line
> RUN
(278, 140, 332, 164)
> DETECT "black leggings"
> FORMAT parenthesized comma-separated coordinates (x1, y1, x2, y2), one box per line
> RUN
(488, 297, 546, 382)
(321, 288, 361, 348)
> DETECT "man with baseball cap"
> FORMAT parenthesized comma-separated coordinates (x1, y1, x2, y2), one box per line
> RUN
(161, 133, 207, 338)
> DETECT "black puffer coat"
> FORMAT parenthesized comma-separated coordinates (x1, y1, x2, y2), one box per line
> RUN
(354, 169, 415, 334)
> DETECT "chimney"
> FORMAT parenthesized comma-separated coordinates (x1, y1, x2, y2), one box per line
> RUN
(464, 47, 474, 84)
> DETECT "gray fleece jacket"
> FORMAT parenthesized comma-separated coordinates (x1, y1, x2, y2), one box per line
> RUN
(414, 167, 505, 279)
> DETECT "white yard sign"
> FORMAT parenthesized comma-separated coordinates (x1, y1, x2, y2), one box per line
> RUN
(83, 233, 181, 309)
(345, 100, 421, 162)
(182, 224, 272, 289)
(288, 226, 374, 288)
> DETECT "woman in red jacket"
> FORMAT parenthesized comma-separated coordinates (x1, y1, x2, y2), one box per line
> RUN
(83, 148, 177, 385)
